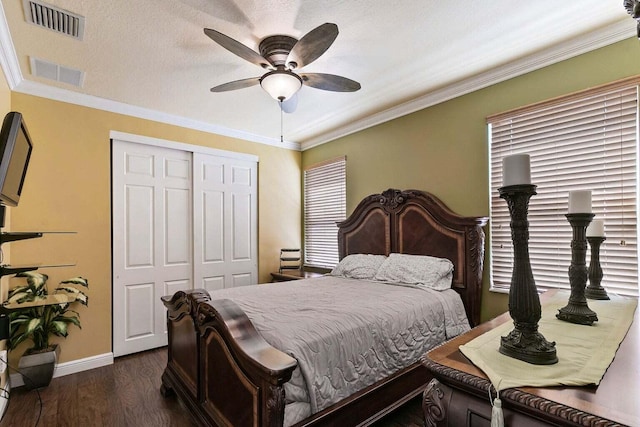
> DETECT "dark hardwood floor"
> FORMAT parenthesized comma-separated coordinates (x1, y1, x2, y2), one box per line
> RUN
(0, 347, 425, 427)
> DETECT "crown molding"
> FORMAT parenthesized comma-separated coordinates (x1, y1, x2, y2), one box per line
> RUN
(0, 2, 23, 88)
(12, 80, 301, 150)
(110, 130, 259, 162)
(300, 19, 636, 150)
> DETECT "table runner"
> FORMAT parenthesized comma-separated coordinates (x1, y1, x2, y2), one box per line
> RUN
(460, 290, 637, 392)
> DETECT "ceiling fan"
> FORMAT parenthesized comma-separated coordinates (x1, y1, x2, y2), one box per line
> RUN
(204, 23, 361, 113)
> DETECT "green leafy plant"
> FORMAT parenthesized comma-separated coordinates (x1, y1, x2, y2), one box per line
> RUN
(6, 271, 89, 353)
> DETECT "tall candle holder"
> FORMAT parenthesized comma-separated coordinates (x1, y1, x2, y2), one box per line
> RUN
(556, 214, 599, 325)
(498, 184, 558, 365)
(585, 236, 609, 300)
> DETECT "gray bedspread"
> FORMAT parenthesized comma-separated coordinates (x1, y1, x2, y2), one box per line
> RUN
(211, 276, 470, 425)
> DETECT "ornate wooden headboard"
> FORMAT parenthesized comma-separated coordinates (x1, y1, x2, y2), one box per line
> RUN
(337, 188, 488, 326)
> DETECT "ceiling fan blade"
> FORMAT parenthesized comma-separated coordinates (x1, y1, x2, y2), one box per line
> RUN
(287, 23, 339, 69)
(210, 77, 261, 92)
(301, 73, 361, 92)
(204, 28, 270, 68)
(279, 93, 298, 113)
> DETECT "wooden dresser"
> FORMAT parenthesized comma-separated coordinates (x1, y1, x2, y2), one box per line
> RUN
(422, 292, 639, 427)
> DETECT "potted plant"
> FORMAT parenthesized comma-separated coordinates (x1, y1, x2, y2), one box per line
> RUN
(5, 271, 88, 389)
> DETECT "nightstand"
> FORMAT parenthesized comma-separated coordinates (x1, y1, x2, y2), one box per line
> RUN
(270, 270, 327, 282)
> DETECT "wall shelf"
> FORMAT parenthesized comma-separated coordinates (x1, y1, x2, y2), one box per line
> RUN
(0, 221, 77, 311)
(0, 232, 43, 243)
(1, 231, 75, 243)
(0, 231, 77, 277)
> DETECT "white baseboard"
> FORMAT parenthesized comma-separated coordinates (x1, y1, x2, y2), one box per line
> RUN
(9, 352, 114, 388)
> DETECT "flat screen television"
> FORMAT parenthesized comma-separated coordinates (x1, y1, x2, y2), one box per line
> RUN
(0, 112, 33, 207)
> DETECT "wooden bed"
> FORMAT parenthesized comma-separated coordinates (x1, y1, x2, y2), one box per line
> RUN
(160, 188, 488, 426)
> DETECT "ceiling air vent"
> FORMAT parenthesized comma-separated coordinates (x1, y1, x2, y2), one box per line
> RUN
(22, 0, 85, 40)
(30, 57, 84, 87)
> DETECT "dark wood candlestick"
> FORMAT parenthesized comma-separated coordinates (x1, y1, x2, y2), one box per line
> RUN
(498, 184, 558, 365)
(557, 214, 599, 325)
(585, 236, 609, 300)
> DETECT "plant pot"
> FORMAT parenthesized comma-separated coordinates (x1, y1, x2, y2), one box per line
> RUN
(18, 344, 60, 389)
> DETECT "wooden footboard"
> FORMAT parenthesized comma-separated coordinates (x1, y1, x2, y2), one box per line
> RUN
(161, 289, 297, 427)
(161, 289, 434, 427)
(296, 361, 432, 426)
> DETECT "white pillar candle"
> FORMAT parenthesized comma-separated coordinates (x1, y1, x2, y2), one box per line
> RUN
(568, 190, 592, 214)
(586, 219, 605, 237)
(502, 154, 531, 187)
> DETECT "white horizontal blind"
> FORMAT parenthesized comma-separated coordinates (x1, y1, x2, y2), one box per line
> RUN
(489, 81, 639, 296)
(304, 157, 346, 268)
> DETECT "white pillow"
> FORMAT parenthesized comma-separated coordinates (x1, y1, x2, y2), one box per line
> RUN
(329, 254, 388, 280)
(373, 253, 454, 290)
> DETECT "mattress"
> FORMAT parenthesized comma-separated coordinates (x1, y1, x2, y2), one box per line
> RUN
(211, 275, 470, 426)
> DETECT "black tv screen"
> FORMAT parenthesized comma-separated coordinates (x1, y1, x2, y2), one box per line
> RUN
(0, 112, 33, 207)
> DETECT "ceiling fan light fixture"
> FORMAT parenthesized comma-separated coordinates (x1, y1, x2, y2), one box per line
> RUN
(260, 70, 302, 101)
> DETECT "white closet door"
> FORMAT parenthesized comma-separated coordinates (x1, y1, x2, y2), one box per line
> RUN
(193, 153, 258, 291)
(112, 135, 258, 357)
(112, 141, 192, 357)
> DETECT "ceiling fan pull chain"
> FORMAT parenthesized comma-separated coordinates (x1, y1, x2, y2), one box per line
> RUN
(280, 101, 284, 143)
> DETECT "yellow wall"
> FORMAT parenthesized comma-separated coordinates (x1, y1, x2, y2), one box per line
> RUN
(302, 37, 640, 322)
(6, 93, 301, 364)
(0, 67, 11, 301)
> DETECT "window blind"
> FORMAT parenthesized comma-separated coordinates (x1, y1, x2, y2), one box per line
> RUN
(489, 80, 639, 297)
(304, 157, 346, 268)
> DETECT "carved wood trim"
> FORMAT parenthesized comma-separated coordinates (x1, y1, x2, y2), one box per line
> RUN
(423, 378, 449, 427)
(161, 289, 210, 401)
(161, 288, 211, 323)
(422, 357, 623, 427)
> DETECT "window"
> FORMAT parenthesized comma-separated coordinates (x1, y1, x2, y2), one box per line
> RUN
(304, 157, 346, 268)
(489, 78, 639, 297)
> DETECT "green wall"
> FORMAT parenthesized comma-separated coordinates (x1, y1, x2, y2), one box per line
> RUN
(302, 37, 640, 322)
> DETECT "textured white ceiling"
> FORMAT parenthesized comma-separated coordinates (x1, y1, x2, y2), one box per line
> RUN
(0, 0, 636, 149)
